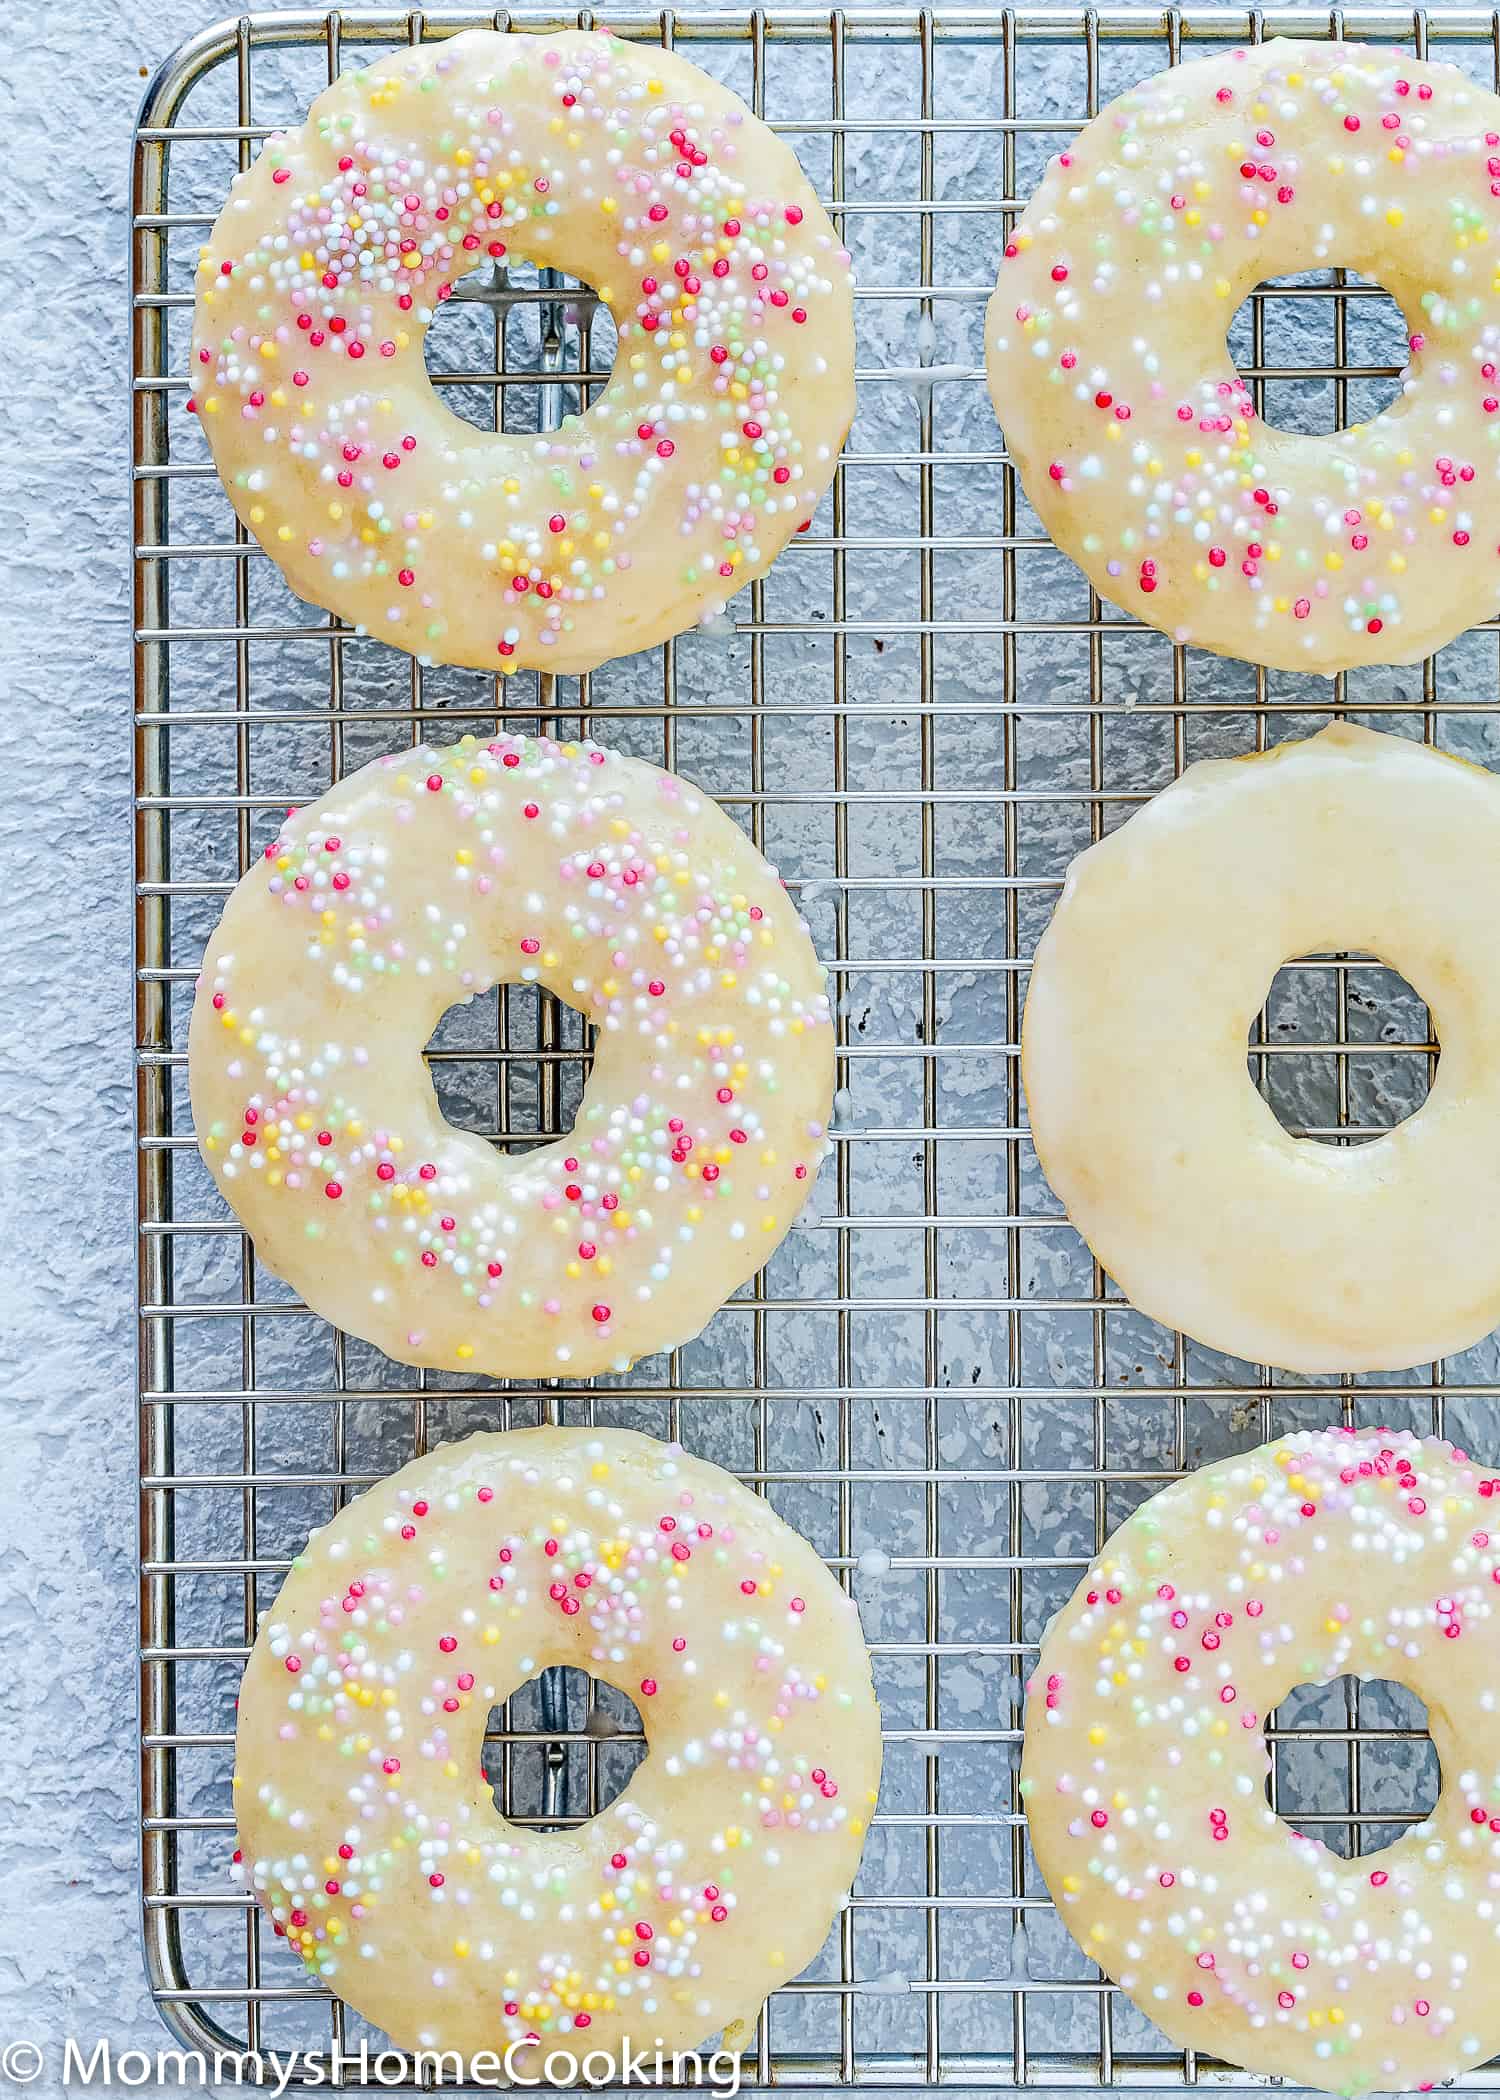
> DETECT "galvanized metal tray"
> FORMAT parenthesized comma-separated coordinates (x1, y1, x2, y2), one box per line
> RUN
(133, 6, 1500, 2087)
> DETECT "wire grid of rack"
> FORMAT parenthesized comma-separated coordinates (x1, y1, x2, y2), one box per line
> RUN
(134, 5, 1500, 2089)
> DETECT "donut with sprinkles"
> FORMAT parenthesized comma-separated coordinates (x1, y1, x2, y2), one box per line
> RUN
(987, 40, 1500, 672)
(190, 29, 854, 672)
(232, 1425, 882, 2068)
(1023, 1425, 1500, 2096)
(188, 732, 834, 1379)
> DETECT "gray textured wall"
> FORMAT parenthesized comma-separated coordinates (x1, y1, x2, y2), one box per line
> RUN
(0, 1, 515, 2076)
(7, 0, 177, 2077)
(10, 2, 1499, 2091)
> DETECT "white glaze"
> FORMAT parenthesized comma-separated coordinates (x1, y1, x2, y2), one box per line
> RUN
(1022, 724, 1500, 1372)
(234, 1427, 882, 2067)
(1024, 1426, 1500, 2095)
(189, 733, 834, 1379)
(191, 28, 855, 673)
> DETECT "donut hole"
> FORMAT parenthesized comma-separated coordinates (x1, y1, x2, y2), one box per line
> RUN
(1267, 1676, 1439, 1860)
(481, 1669, 645, 1831)
(424, 260, 616, 437)
(427, 983, 592, 1154)
(1247, 957, 1437, 1144)
(1227, 270, 1406, 433)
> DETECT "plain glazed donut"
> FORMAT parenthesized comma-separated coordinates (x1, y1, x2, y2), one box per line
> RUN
(987, 39, 1500, 673)
(1022, 724, 1500, 1373)
(189, 732, 834, 1379)
(190, 28, 854, 674)
(233, 1425, 882, 2067)
(1023, 1424, 1500, 2096)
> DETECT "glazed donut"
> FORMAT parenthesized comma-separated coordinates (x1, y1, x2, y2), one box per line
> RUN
(189, 732, 834, 1379)
(987, 39, 1500, 674)
(1022, 724, 1500, 1373)
(189, 28, 854, 674)
(1024, 1424, 1500, 2095)
(233, 1425, 882, 2066)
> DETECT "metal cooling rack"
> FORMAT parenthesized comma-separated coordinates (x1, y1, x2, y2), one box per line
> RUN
(134, 5, 1500, 2089)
